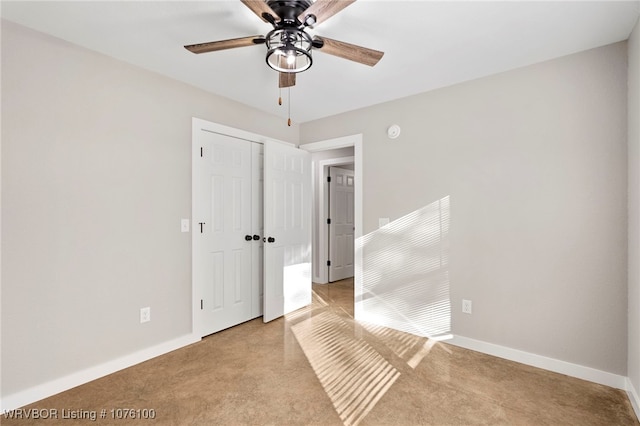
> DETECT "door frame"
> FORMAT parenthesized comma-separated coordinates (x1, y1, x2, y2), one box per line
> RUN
(191, 117, 294, 337)
(301, 134, 363, 290)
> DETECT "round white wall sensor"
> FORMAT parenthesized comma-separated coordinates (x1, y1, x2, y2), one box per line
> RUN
(387, 124, 401, 139)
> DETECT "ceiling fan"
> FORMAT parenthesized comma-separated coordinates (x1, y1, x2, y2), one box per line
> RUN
(184, 0, 384, 90)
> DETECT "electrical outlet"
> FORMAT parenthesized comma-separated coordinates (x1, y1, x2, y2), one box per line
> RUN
(462, 299, 472, 314)
(140, 307, 151, 323)
(181, 219, 190, 232)
(378, 218, 390, 228)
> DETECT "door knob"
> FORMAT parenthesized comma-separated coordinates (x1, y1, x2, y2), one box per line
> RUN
(253, 235, 260, 241)
(245, 235, 253, 241)
(267, 237, 275, 243)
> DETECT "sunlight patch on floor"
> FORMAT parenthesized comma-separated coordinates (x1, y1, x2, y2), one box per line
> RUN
(360, 321, 427, 360)
(291, 310, 400, 426)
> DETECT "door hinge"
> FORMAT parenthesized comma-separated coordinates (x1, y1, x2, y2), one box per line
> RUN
(327, 260, 331, 266)
(200, 299, 203, 310)
(327, 218, 331, 225)
(200, 147, 203, 157)
(327, 176, 332, 183)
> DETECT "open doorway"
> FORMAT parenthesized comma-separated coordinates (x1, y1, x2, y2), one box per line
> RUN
(301, 135, 363, 312)
(308, 147, 354, 284)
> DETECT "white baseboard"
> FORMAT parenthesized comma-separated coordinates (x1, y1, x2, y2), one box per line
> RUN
(627, 378, 640, 421)
(448, 335, 627, 390)
(1, 333, 200, 412)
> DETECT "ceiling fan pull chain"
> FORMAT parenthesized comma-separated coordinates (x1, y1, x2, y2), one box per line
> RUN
(287, 88, 292, 127)
(278, 87, 282, 106)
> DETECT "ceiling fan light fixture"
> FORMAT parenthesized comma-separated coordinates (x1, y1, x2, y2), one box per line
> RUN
(265, 28, 313, 73)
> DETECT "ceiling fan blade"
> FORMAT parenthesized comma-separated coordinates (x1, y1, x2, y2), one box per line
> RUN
(298, 0, 356, 26)
(241, 0, 278, 23)
(279, 72, 296, 88)
(314, 36, 384, 67)
(184, 36, 265, 54)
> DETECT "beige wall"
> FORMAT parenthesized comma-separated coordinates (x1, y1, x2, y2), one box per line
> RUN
(0, 21, 297, 397)
(301, 42, 629, 374)
(629, 16, 640, 397)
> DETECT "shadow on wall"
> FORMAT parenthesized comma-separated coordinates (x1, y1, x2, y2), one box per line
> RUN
(355, 196, 452, 338)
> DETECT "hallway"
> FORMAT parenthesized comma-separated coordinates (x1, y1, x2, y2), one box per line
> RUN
(4, 278, 637, 425)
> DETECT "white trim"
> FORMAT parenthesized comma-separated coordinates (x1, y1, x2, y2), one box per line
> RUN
(449, 335, 627, 390)
(302, 134, 361, 152)
(627, 378, 640, 421)
(314, 156, 355, 283)
(0, 333, 200, 412)
(192, 117, 294, 147)
(354, 139, 364, 320)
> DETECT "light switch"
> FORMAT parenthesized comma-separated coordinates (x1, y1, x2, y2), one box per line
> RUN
(379, 218, 390, 228)
(181, 219, 190, 232)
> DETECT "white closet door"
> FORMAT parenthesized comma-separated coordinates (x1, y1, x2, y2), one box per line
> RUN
(194, 131, 257, 336)
(263, 141, 312, 322)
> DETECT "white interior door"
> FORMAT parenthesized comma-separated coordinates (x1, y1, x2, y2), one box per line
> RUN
(329, 166, 355, 282)
(263, 141, 312, 322)
(193, 131, 261, 336)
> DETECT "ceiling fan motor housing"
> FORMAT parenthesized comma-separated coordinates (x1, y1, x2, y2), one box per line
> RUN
(267, 0, 314, 26)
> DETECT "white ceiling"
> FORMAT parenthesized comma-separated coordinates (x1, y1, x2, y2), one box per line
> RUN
(2, 1, 639, 123)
